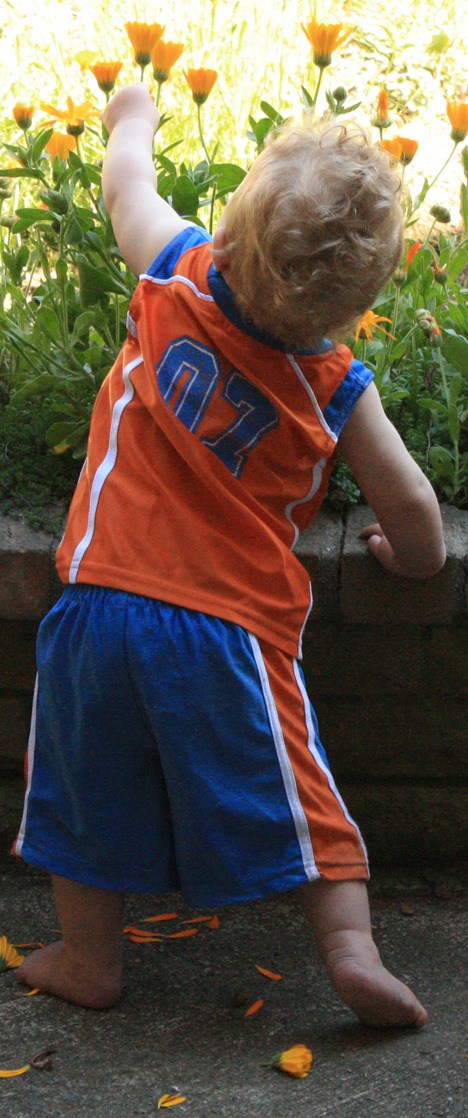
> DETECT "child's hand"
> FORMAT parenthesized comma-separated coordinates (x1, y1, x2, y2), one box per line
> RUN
(102, 84, 160, 137)
(359, 523, 410, 576)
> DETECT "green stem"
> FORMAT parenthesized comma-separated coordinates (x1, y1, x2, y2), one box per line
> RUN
(424, 141, 458, 194)
(311, 66, 324, 111)
(197, 104, 211, 164)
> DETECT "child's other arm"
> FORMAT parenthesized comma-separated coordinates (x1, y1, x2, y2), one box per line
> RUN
(338, 382, 446, 578)
(102, 84, 190, 276)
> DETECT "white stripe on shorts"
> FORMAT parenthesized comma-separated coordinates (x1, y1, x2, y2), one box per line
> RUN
(14, 675, 39, 856)
(248, 633, 318, 881)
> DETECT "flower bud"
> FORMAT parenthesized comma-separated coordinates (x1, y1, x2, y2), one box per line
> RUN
(430, 204, 451, 223)
(415, 308, 441, 339)
(392, 269, 407, 286)
(333, 86, 347, 103)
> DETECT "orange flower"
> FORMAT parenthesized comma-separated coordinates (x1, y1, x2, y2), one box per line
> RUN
(354, 309, 396, 341)
(373, 87, 390, 129)
(0, 936, 25, 971)
(302, 21, 352, 67)
(405, 240, 422, 270)
(184, 67, 218, 105)
(125, 21, 164, 68)
(446, 100, 468, 142)
(41, 96, 97, 136)
(13, 103, 35, 131)
(152, 40, 184, 84)
(46, 132, 77, 160)
(272, 1044, 313, 1079)
(90, 61, 123, 95)
(393, 135, 418, 165)
(380, 137, 402, 161)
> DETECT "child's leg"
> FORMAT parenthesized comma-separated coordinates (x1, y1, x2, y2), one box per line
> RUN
(16, 875, 124, 1009)
(296, 879, 428, 1028)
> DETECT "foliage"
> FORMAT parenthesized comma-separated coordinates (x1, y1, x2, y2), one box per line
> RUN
(0, 7, 467, 523)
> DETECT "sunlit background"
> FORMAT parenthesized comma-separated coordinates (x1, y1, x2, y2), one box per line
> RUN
(1, 0, 465, 213)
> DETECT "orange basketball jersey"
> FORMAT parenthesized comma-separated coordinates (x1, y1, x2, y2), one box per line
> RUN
(56, 227, 372, 657)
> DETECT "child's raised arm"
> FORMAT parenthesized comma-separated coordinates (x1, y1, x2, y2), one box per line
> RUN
(338, 382, 446, 578)
(102, 84, 190, 276)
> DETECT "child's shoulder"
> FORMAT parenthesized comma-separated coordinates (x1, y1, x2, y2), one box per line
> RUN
(141, 225, 212, 283)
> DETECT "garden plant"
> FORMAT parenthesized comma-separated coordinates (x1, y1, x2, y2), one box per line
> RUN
(0, 2, 466, 532)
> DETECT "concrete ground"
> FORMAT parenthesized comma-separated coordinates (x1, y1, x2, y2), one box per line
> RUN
(0, 859, 466, 1118)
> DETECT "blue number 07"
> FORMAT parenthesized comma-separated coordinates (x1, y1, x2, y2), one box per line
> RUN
(156, 336, 278, 478)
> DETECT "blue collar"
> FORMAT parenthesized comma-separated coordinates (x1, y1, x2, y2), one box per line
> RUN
(207, 264, 331, 355)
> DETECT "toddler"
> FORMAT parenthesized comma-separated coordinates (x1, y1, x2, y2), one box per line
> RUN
(15, 85, 445, 1025)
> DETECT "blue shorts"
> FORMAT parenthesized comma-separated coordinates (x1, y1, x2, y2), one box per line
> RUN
(15, 587, 368, 905)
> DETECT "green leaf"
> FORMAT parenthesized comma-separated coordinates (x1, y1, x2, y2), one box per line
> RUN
(448, 404, 460, 443)
(419, 398, 448, 416)
(171, 174, 199, 217)
(446, 242, 468, 282)
(429, 445, 453, 478)
(46, 420, 89, 453)
(32, 128, 53, 160)
(0, 166, 44, 179)
(71, 310, 96, 341)
(77, 258, 128, 305)
(259, 100, 284, 125)
(210, 163, 246, 193)
(35, 305, 61, 342)
(442, 332, 468, 375)
(10, 373, 58, 405)
(301, 85, 314, 108)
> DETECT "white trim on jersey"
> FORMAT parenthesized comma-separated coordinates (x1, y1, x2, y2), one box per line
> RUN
(284, 455, 328, 549)
(286, 354, 338, 443)
(14, 676, 39, 856)
(293, 659, 370, 873)
(68, 354, 144, 583)
(297, 582, 314, 661)
(248, 633, 319, 882)
(139, 273, 216, 302)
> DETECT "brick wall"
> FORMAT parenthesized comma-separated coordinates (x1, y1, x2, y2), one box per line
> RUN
(1, 507, 467, 865)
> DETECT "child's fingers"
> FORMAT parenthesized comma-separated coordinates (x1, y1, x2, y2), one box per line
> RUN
(359, 522, 382, 540)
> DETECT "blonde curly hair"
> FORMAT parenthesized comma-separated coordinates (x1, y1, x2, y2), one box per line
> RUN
(221, 118, 404, 348)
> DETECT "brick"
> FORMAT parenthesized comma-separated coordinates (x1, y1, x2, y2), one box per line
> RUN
(0, 692, 32, 765)
(294, 507, 343, 621)
(0, 770, 25, 850)
(0, 621, 38, 691)
(341, 505, 467, 625)
(302, 623, 424, 696)
(427, 626, 468, 695)
(312, 696, 467, 782)
(0, 517, 55, 620)
(341, 785, 468, 865)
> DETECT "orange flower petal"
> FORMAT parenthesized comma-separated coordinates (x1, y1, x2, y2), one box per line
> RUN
(24, 988, 44, 996)
(164, 928, 199, 939)
(128, 930, 163, 939)
(255, 965, 282, 981)
(181, 915, 214, 924)
(157, 1093, 187, 1109)
(141, 913, 179, 923)
(208, 915, 220, 929)
(245, 997, 264, 1017)
(0, 1066, 30, 1077)
(11, 939, 44, 948)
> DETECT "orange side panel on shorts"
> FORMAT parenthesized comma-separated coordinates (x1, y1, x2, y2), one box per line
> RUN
(259, 641, 369, 880)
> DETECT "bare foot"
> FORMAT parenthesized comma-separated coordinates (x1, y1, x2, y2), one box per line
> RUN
(323, 931, 428, 1028)
(16, 941, 122, 1009)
